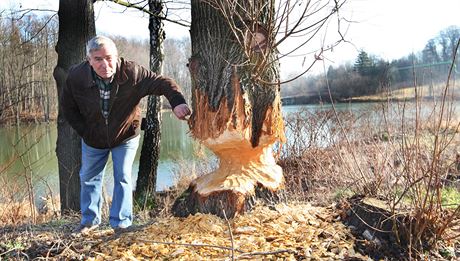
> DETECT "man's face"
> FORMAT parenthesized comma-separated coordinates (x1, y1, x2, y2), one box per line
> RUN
(88, 45, 117, 80)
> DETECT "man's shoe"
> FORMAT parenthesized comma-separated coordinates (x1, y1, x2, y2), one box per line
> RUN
(71, 224, 99, 236)
(114, 225, 134, 234)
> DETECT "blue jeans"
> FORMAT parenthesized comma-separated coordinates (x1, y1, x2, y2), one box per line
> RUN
(79, 136, 140, 228)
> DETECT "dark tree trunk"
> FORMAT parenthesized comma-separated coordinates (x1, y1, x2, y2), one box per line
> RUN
(172, 0, 285, 218)
(135, 0, 164, 211)
(54, 0, 95, 213)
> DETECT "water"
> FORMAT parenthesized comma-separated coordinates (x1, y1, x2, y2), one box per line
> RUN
(0, 111, 199, 201)
(2, 101, 453, 201)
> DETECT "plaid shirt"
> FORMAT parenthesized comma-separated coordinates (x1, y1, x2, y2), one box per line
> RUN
(92, 70, 112, 120)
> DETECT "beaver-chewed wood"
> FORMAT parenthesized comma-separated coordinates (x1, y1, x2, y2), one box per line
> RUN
(172, 0, 285, 218)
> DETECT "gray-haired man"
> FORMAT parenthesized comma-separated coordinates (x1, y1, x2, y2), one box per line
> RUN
(62, 35, 190, 234)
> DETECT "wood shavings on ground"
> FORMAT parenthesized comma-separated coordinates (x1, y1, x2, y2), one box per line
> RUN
(89, 203, 367, 260)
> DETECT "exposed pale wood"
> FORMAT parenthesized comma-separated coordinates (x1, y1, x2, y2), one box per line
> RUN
(196, 131, 283, 196)
(172, 0, 284, 218)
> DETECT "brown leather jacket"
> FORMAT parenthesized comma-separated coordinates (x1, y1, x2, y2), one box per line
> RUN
(61, 58, 186, 149)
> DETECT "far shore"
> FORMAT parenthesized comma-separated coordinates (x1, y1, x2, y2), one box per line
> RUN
(282, 84, 460, 106)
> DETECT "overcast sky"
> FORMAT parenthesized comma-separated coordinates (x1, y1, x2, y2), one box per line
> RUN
(2, 0, 460, 77)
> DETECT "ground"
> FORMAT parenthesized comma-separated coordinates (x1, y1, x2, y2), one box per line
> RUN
(1, 203, 367, 260)
(1, 201, 459, 260)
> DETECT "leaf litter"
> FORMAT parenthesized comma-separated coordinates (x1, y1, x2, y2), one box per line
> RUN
(88, 203, 367, 260)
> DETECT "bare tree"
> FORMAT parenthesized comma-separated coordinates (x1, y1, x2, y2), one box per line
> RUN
(135, 0, 165, 211)
(0, 13, 56, 125)
(172, 0, 347, 218)
(163, 38, 191, 101)
(54, 0, 95, 213)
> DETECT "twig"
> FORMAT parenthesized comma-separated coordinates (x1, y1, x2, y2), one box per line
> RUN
(349, 206, 393, 233)
(21, 14, 57, 46)
(322, 56, 368, 189)
(137, 239, 244, 253)
(20, 251, 30, 260)
(221, 203, 235, 261)
(137, 239, 298, 259)
(46, 241, 74, 258)
(236, 249, 296, 258)
(0, 247, 20, 257)
(46, 240, 60, 259)
(9, 8, 56, 20)
(444, 231, 460, 241)
(101, 0, 190, 27)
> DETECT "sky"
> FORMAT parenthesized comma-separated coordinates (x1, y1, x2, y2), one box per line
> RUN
(1, 0, 460, 78)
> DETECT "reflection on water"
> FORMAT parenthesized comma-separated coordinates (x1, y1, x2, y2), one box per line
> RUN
(281, 103, 383, 150)
(0, 111, 201, 200)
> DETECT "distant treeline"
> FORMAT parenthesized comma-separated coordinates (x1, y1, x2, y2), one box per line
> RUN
(282, 26, 460, 100)
(0, 11, 191, 125)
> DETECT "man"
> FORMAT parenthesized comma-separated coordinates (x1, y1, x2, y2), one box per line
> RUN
(62, 35, 190, 234)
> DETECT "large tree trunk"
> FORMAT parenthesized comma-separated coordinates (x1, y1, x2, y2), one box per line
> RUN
(54, 0, 95, 213)
(172, 0, 285, 218)
(135, 0, 164, 211)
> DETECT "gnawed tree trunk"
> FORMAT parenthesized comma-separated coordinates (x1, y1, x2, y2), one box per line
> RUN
(135, 0, 164, 211)
(54, 0, 95, 213)
(172, 0, 285, 218)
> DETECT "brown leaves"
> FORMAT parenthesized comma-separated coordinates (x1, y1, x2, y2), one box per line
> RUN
(90, 204, 366, 260)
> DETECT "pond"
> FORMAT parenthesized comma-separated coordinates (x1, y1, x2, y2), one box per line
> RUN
(0, 111, 198, 201)
(1, 101, 448, 202)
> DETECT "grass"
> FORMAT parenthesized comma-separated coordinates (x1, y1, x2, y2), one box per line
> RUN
(441, 187, 460, 208)
(346, 83, 459, 102)
(2, 240, 25, 251)
(390, 185, 460, 210)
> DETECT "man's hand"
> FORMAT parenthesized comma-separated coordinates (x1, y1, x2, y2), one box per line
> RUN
(173, 104, 191, 120)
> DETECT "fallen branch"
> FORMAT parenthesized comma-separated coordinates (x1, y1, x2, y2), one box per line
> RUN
(136, 238, 297, 259)
(46, 241, 74, 258)
(137, 239, 244, 253)
(0, 247, 20, 258)
(236, 249, 297, 258)
(221, 202, 235, 261)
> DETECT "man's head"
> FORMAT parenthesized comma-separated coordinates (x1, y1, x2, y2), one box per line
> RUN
(86, 36, 118, 80)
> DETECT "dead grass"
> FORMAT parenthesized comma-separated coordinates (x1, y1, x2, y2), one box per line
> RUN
(347, 83, 458, 102)
(0, 173, 60, 226)
(1, 102, 459, 259)
(279, 91, 460, 255)
(2, 67, 460, 259)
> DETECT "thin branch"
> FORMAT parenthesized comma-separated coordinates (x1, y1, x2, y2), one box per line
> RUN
(99, 0, 190, 27)
(221, 202, 235, 261)
(0, 247, 21, 258)
(10, 8, 57, 21)
(136, 239, 297, 258)
(321, 53, 369, 187)
(236, 249, 297, 258)
(21, 14, 57, 46)
(202, 0, 351, 86)
(137, 239, 244, 253)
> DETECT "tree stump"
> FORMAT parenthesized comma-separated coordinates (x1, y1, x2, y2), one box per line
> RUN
(172, 130, 284, 218)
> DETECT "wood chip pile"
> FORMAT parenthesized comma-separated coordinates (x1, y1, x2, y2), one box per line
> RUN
(90, 204, 366, 260)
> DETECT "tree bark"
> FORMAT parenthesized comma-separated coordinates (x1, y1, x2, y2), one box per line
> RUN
(135, 0, 164, 211)
(54, 0, 95, 213)
(172, 0, 285, 218)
